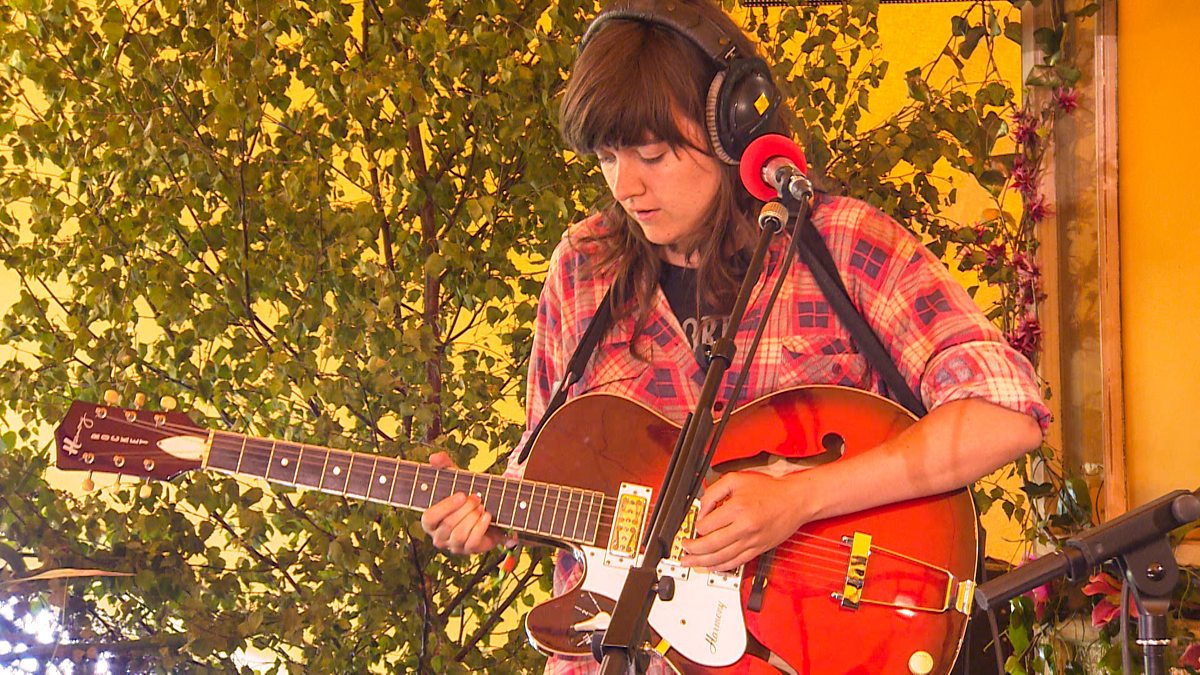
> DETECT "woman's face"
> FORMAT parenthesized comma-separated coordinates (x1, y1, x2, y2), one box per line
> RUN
(596, 118, 723, 268)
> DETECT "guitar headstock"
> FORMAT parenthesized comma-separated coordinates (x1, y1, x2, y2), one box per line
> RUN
(55, 399, 209, 481)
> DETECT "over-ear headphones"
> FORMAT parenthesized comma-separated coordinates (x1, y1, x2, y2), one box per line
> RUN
(577, 0, 781, 165)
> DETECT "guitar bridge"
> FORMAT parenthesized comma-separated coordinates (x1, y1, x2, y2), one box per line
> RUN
(837, 532, 872, 610)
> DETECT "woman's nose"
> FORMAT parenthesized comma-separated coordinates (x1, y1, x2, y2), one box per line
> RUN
(608, 156, 646, 202)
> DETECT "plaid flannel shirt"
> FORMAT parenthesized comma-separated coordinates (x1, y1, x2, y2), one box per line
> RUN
(508, 194, 1050, 675)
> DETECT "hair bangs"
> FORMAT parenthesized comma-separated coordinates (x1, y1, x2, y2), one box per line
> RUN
(561, 20, 715, 155)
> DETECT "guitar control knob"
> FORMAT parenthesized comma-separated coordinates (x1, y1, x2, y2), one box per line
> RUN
(908, 650, 934, 675)
(656, 575, 675, 601)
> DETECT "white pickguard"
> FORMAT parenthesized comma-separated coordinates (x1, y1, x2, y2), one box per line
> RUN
(577, 545, 747, 667)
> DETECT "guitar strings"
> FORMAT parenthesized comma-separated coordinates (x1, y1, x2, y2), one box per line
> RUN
(81, 413, 951, 588)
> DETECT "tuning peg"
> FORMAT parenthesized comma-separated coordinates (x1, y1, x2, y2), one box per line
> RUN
(134, 392, 146, 409)
(159, 395, 177, 411)
(138, 481, 152, 499)
(81, 472, 95, 492)
(103, 389, 120, 405)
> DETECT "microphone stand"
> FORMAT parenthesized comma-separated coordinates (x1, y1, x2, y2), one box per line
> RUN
(973, 488, 1200, 675)
(596, 186, 813, 675)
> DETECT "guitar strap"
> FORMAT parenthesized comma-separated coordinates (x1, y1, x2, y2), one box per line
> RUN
(795, 215, 928, 418)
(515, 285, 616, 464)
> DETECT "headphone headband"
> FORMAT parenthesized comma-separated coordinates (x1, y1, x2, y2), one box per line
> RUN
(578, 0, 742, 64)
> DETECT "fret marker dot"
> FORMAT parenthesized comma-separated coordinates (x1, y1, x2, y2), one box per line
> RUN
(333, 466, 341, 475)
(379, 476, 387, 484)
(519, 501, 527, 510)
(281, 458, 289, 467)
(421, 483, 429, 491)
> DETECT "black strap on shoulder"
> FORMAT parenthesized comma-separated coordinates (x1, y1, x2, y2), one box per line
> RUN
(796, 218, 928, 418)
(516, 286, 616, 463)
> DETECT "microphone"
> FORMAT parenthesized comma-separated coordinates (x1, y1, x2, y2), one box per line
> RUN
(739, 134, 812, 202)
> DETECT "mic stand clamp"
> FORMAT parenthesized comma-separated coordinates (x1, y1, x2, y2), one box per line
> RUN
(596, 194, 808, 675)
(1121, 537, 1178, 675)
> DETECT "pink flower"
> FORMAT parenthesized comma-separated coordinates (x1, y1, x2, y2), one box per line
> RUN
(1082, 571, 1134, 628)
(985, 243, 1007, 267)
(1029, 582, 1051, 621)
(1091, 597, 1122, 628)
(1007, 312, 1042, 358)
(1024, 193, 1050, 224)
(1082, 572, 1121, 597)
(1011, 161, 1037, 197)
(1012, 113, 1038, 145)
(1054, 87, 1079, 113)
(1013, 251, 1042, 294)
(1020, 554, 1053, 621)
(1180, 642, 1200, 668)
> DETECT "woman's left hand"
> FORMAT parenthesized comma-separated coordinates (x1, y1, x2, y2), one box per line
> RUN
(680, 470, 811, 572)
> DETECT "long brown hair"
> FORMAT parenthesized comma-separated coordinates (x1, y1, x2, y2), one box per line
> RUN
(560, 0, 792, 345)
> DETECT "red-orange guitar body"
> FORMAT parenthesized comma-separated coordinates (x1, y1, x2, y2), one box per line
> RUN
(521, 386, 978, 675)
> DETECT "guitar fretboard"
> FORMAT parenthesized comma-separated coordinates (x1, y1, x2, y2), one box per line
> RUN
(203, 431, 606, 545)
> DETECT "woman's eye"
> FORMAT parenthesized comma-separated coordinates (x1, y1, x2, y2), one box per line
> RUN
(640, 153, 665, 164)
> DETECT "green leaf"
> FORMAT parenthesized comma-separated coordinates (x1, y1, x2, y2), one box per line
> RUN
(960, 26, 987, 59)
(1005, 20, 1024, 45)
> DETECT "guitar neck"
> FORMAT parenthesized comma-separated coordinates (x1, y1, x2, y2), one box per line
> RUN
(203, 430, 605, 546)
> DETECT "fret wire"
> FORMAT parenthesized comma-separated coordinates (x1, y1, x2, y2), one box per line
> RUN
(318, 446, 330, 491)
(551, 486, 564, 538)
(494, 475, 508, 523)
(367, 456, 379, 501)
(409, 464, 421, 507)
(522, 481, 533, 532)
(589, 492, 601, 544)
(234, 434, 248, 474)
(549, 482, 564, 535)
(570, 488, 584, 542)
(429, 467, 440, 509)
(387, 459, 399, 505)
(266, 439, 279, 481)
(535, 484, 547, 536)
(484, 475, 495, 519)
(291, 443, 304, 484)
(343, 454, 354, 496)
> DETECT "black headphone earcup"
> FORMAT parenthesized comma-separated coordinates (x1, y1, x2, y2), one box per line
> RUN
(712, 57, 780, 164)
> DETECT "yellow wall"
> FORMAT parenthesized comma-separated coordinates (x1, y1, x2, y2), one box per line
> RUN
(1118, 0, 1200, 506)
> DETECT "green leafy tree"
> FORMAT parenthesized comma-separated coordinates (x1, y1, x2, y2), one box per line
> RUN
(0, 0, 599, 670)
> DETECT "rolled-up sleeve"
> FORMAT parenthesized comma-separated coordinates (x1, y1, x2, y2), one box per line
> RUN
(822, 197, 1052, 433)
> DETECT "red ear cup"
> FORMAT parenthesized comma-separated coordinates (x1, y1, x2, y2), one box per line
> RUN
(739, 133, 809, 201)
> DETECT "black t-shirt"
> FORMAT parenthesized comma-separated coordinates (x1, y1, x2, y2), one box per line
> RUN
(659, 262, 732, 353)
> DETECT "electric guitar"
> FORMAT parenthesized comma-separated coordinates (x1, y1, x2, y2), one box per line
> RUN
(55, 385, 978, 674)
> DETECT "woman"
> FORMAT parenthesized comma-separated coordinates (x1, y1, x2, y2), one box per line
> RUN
(422, 1, 1049, 672)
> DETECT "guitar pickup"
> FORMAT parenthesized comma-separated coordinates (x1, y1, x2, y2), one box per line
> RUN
(836, 531, 872, 610)
(603, 483, 652, 569)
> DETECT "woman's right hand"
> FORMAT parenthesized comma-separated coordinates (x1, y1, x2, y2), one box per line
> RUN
(419, 451, 509, 555)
